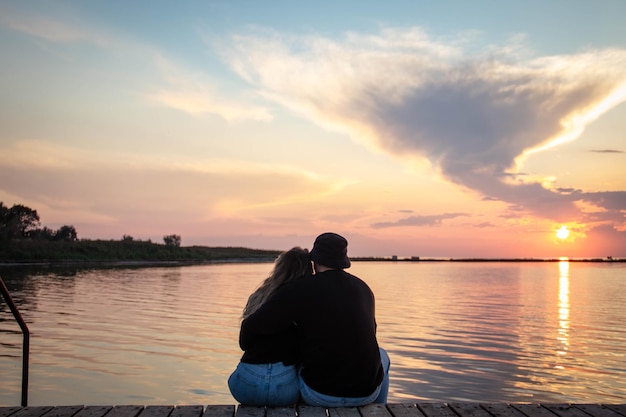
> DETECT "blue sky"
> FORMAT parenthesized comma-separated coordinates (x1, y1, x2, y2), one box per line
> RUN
(1, 1, 625, 258)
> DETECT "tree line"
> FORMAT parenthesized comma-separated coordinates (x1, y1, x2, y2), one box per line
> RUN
(0, 202, 180, 246)
(0, 202, 281, 263)
(0, 202, 77, 243)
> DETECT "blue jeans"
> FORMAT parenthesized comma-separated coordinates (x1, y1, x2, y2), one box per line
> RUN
(299, 348, 391, 407)
(228, 361, 300, 406)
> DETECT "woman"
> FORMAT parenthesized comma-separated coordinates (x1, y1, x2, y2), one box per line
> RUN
(228, 247, 312, 406)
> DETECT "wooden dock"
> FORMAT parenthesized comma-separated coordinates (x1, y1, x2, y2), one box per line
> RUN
(1, 403, 626, 417)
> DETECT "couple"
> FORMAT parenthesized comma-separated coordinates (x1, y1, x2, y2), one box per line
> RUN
(228, 232, 390, 407)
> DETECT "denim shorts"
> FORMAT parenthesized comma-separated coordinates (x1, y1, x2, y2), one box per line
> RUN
(228, 361, 300, 406)
(299, 347, 391, 407)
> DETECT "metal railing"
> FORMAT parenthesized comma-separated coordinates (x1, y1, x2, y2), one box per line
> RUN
(0, 275, 30, 406)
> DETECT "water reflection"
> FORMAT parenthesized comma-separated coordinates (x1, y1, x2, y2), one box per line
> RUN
(556, 260, 570, 363)
(358, 262, 530, 402)
(1, 262, 626, 405)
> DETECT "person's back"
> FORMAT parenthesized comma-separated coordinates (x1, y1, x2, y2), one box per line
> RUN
(241, 232, 390, 406)
(294, 269, 382, 396)
(229, 247, 312, 406)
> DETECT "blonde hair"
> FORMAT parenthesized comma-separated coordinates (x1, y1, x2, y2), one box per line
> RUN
(242, 247, 311, 319)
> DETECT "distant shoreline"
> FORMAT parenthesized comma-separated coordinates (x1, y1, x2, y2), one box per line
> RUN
(0, 240, 282, 267)
(1, 256, 623, 269)
(352, 257, 624, 263)
(0, 257, 278, 269)
(1, 239, 623, 268)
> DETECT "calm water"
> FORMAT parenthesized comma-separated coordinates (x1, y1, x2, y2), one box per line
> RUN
(1, 261, 625, 406)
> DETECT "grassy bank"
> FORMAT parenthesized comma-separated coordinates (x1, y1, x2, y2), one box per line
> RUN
(0, 239, 281, 265)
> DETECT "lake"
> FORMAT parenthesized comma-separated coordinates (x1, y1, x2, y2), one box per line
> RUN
(1, 261, 625, 406)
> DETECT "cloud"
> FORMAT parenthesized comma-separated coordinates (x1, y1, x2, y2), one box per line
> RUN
(590, 149, 623, 153)
(147, 56, 273, 122)
(0, 7, 271, 123)
(0, 141, 350, 235)
(372, 212, 467, 228)
(567, 224, 626, 257)
(222, 27, 626, 226)
(579, 191, 626, 224)
(0, 5, 109, 45)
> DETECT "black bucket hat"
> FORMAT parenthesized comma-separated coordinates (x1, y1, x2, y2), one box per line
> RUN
(310, 232, 351, 269)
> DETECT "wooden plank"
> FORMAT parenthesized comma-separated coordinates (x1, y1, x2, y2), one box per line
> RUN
(170, 406, 204, 417)
(41, 407, 84, 417)
(449, 403, 492, 417)
(360, 404, 392, 417)
(3, 403, 626, 417)
(327, 407, 360, 417)
(542, 404, 591, 417)
(203, 406, 236, 417)
(0, 408, 23, 417)
(512, 404, 559, 417)
(574, 405, 624, 417)
(480, 403, 528, 417)
(106, 406, 145, 417)
(135, 407, 174, 417)
(417, 403, 458, 417)
(387, 404, 425, 417)
(8, 407, 55, 417)
(298, 406, 327, 417)
(234, 406, 265, 417)
(72, 407, 113, 417)
(603, 406, 626, 417)
(265, 407, 296, 417)
(450, 403, 491, 417)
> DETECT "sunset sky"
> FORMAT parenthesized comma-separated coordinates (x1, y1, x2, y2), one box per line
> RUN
(1, 1, 625, 258)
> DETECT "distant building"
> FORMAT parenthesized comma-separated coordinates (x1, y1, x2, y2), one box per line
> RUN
(391, 255, 397, 261)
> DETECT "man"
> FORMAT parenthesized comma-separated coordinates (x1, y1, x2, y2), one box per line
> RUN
(240, 232, 390, 406)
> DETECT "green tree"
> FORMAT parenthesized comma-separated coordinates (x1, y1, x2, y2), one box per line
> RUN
(30, 226, 56, 240)
(0, 202, 40, 240)
(163, 234, 181, 247)
(0, 202, 8, 240)
(54, 225, 78, 241)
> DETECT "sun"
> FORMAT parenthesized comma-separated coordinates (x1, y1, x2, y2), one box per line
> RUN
(556, 226, 570, 240)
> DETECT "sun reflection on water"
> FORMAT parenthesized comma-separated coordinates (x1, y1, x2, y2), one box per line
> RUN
(556, 259, 570, 368)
